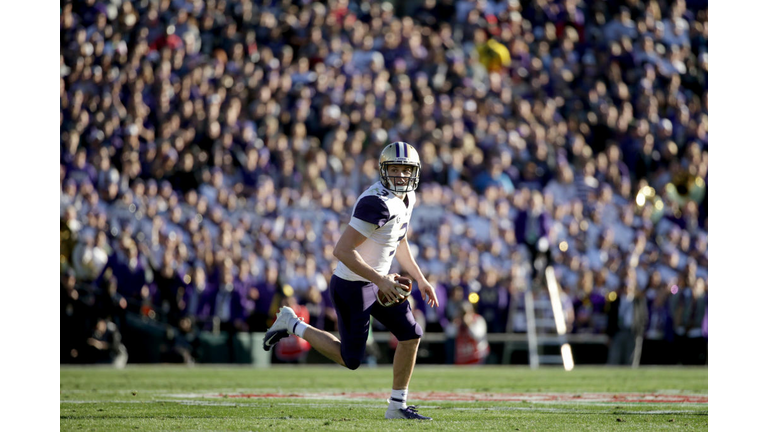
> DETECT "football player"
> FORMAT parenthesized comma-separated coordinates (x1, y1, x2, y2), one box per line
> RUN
(263, 142, 439, 420)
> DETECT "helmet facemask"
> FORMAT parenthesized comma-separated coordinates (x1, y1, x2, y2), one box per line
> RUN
(380, 162, 420, 193)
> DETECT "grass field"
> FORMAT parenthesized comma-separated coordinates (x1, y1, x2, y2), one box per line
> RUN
(60, 365, 707, 431)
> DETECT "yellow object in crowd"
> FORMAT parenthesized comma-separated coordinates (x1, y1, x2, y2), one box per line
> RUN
(478, 39, 512, 73)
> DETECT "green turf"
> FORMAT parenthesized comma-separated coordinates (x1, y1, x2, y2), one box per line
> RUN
(60, 365, 707, 431)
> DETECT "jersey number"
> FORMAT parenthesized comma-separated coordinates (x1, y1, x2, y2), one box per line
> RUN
(397, 222, 408, 242)
(390, 222, 408, 256)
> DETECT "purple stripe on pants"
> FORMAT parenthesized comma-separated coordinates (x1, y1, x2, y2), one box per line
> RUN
(329, 275, 422, 370)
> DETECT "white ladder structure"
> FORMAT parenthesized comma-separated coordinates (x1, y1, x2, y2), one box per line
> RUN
(522, 267, 575, 370)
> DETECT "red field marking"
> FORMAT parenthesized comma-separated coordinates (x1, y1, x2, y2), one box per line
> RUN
(216, 392, 707, 404)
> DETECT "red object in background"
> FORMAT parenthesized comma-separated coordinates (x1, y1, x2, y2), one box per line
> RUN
(331, 5, 350, 23)
(275, 335, 311, 361)
(455, 316, 489, 365)
(276, 305, 311, 361)
(556, 21, 585, 42)
(140, 304, 154, 317)
(247, 42, 258, 57)
(150, 33, 183, 52)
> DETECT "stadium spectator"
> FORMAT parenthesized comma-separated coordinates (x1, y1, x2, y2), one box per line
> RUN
(212, 263, 246, 334)
(84, 318, 128, 368)
(246, 261, 279, 332)
(454, 301, 490, 365)
(473, 156, 515, 195)
(642, 272, 674, 364)
(95, 272, 128, 330)
(475, 269, 509, 333)
(71, 229, 108, 282)
(572, 269, 608, 335)
(607, 275, 648, 367)
(183, 265, 216, 330)
(514, 189, 553, 279)
(61, 269, 86, 362)
(111, 239, 148, 311)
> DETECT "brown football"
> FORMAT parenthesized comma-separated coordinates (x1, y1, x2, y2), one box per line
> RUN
(376, 276, 412, 307)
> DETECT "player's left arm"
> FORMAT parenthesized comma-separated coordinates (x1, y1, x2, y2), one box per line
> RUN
(395, 236, 439, 308)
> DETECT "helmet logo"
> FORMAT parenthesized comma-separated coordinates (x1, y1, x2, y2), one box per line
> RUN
(380, 142, 420, 193)
(395, 142, 408, 158)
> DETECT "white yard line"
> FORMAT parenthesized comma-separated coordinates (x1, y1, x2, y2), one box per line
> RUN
(60, 399, 706, 415)
(164, 391, 707, 404)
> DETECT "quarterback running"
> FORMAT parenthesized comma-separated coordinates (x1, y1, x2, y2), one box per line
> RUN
(263, 142, 439, 420)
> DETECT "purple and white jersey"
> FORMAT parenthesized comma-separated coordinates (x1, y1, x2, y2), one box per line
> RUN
(334, 182, 415, 282)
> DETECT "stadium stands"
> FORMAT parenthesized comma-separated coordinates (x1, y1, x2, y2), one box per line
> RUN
(60, 0, 707, 365)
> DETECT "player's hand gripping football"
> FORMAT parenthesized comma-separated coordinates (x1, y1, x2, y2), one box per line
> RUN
(376, 273, 407, 304)
(417, 278, 440, 308)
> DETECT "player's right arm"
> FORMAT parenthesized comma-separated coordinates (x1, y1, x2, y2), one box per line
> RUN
(333, 226, 406, 304)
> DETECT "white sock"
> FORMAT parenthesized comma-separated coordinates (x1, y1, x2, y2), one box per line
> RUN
(290, 319, 308, 338)
(389, 389, 408, 409)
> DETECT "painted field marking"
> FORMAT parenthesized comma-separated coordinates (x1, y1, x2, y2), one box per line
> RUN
(164, 391, 707, 404)
(60, 399, 706, 415)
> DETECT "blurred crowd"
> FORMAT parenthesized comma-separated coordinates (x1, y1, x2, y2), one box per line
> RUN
(60, 0, 707, 365)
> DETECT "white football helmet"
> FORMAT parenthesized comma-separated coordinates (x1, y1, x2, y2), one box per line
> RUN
(379, 142, 421, 193)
